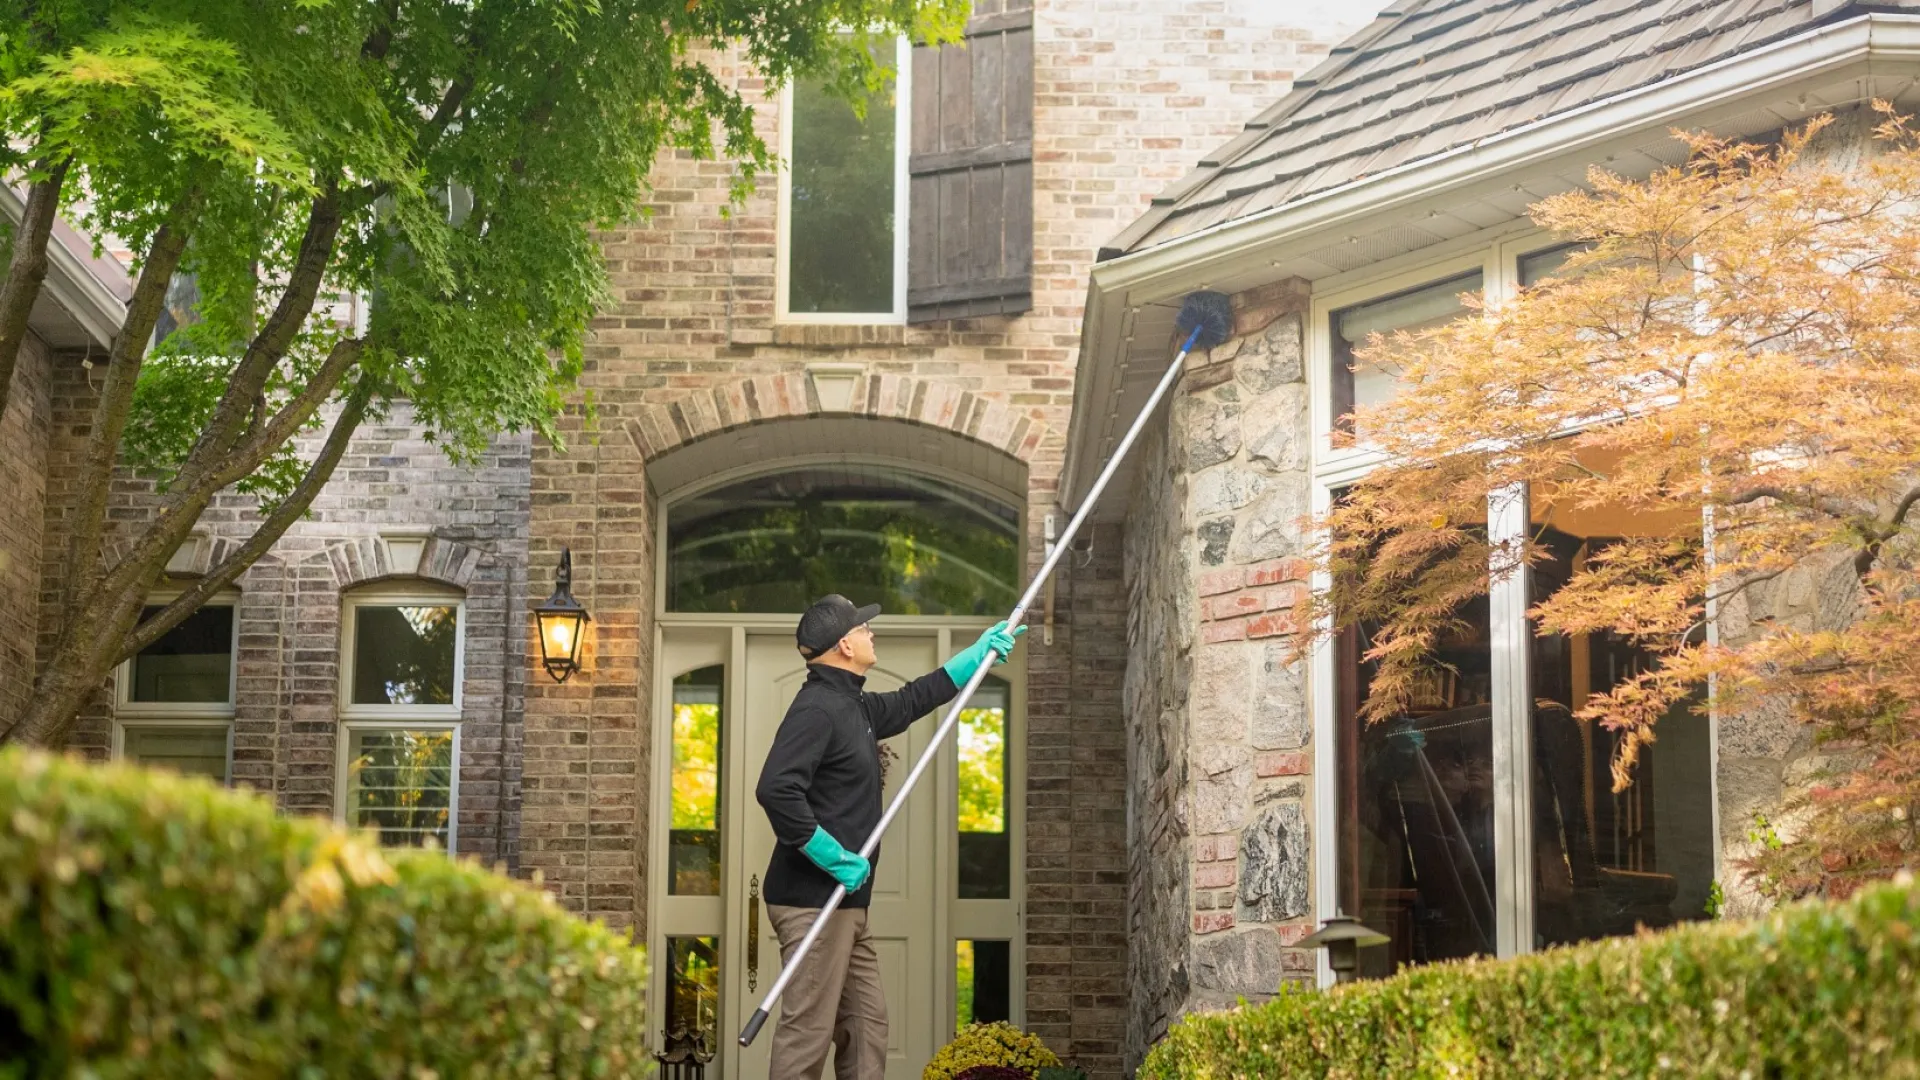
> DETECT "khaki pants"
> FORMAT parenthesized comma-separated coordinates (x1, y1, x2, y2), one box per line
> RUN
(766, 904, 887, 1080)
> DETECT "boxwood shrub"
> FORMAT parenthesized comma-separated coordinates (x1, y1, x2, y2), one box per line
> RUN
(0, 748, 649, 1079)
(1141, 879, 1920, 1079)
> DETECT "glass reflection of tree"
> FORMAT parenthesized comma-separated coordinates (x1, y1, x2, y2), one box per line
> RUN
(957, 704, 1005, 834)
(349, 729, 454, 847)
(670, 668, 723, 896)
(955, 940, 977, 1027)
(358, 605, 458, 705)
(669, 485, 1019, 615)
(789, 51, 896, 314)
(666, 936, 720, 1049)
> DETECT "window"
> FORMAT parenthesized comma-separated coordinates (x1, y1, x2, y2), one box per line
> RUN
(115, 598, 237, 785)
(955, 939, 1011, 1027)
(1329, 270, 1482, 431)
(781, 37, 911, 322)
(666, 465, 1020, 615)
(339, 588, 464, 851)
(957, 677, 1011, 899)
(1528, 459, 1714, 946)
(1336, 517, 1494, 978)
(670, 666, 724, 896)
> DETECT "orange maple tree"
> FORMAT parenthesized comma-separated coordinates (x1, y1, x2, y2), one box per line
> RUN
(1302, 108, 1920, 899)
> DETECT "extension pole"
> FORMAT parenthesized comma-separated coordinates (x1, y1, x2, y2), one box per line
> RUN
(738, 321, 1215, 1047)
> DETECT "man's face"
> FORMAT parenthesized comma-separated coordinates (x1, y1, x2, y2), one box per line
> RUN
(836, 622, 878, 668)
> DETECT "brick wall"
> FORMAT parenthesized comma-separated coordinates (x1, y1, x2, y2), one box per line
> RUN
(0, 334, 53, 733)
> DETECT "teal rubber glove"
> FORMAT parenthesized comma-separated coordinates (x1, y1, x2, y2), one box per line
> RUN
(942, 621, 1026, 685)
(802, 825, 871, 892)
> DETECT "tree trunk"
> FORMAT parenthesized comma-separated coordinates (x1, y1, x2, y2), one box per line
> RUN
(0, 160, 72, 419)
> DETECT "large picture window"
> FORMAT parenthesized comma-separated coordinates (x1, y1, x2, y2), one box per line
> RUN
(1323, 240, 1718, 977)
(115, 597, 237, 785)
(338, 588, 464, 852)
(780, 37, 911, 322)
(666, 465, 1020, 615)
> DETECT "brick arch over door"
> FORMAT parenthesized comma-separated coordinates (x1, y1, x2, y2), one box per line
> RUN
(624, 371, 1051, 468)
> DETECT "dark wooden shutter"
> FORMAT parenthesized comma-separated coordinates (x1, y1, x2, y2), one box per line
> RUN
(907, 0, 1033, 323)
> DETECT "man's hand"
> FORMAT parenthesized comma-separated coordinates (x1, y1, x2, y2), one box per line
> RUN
(802, 825, 872, 892)
(941, 621, 1027, 685)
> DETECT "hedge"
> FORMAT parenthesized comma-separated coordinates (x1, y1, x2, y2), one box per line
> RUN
(1141, 879, 1920, 1079)
(0, 748, 649, 1079)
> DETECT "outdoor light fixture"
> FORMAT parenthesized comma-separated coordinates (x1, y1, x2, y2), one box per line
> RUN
(534, 547, 590, 683)
(1299, 912, 1390, 985)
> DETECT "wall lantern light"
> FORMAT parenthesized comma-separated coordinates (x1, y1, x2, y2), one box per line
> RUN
(535, 547, 591, 683)
(1298, 912, 1390, 985)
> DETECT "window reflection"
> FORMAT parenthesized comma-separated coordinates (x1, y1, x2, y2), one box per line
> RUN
(1530, 470, 1713, 945)
(352, 604, 458, 706)
(130, 604, 233, 703)
(1339, 521, 1494, 977)
(667, 466, 1019, 615)
(788, 40, 899, 315)
(1330, 271, 1482, 430)
(663, 936, 720, 1053)
(123, 725, 231, 784)
(955, 939, 1010, 1027)
(345, 728, 455, 849)
(957, 677, 1010, 900)
(670, 666, 724, 896)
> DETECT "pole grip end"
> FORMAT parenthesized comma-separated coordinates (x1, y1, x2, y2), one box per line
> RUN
(739, 1007, 770, 1046)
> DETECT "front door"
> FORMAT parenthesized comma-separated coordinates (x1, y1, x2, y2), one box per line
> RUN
(652, 624, 987, 1080)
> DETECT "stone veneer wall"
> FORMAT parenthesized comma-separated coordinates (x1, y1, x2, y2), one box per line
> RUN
(0, 333, 53, 733)
(1121, 283, 1319, 1069)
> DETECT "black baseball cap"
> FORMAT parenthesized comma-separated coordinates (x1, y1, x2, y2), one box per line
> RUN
(795, 594, 882, 659)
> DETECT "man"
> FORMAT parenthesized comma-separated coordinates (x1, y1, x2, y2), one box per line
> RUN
(755, 594, 1023, 1080)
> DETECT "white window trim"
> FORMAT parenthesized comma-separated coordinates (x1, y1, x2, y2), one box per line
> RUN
(1306, 225, 1722, 980)
(335, 719, 463, 855)
(774, 34, 913, 326)
(338, 586, 466, 721)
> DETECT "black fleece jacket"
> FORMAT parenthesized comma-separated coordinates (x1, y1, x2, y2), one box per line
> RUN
(755, 662, 958, 908)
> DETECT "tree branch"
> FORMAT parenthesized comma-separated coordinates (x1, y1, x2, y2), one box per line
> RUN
(0, 157, 72, 419)
(64, 183, 207, 613)
(171, 187, 344, 492)
(204, 336, 364, 490)
(119, 388, 372, 661)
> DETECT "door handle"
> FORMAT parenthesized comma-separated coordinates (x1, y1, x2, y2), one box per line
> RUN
(747, 873, 761, 992)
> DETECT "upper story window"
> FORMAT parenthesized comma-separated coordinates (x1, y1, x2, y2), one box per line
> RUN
(342, 590, 463, 715)
(115, 596, 238, 785)
(338, 587, 465, 852)
(1330, 270, 1482, 430)
(780, 5, 1036, 325)
(666, 465, 1020, 615)
(782, 37, 911, 322)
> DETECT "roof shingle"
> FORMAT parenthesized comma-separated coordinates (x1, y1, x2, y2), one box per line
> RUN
(1105, 0, 1888, 256)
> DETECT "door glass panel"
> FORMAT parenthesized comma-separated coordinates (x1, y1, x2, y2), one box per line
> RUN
(351, 604, 459, 706)
(667, 465, 1019, 615)
(671, 666, 724, 896)
(955, 939, 1010, 1026)
(122, 725, 230, 783)
(788, 39, 898, 315)
(1337, 518, 1494, 977)
(663, 936, 721, 1051)
(130, 604, 233, 703)
(344, 728, 455, 849)
(958, 677, 1010, 899)
(1529, 460, 1713, 946)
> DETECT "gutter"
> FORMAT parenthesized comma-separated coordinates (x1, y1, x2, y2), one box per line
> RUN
(0, 184, 132, 349)
(1062, 12, 1920, 510)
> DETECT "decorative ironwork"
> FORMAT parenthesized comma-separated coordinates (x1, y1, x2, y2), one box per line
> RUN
(656, 1025, 716, 1080)
(747, 873, 761, 991)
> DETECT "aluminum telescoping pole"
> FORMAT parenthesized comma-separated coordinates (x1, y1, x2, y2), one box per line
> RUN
(738, 323, 1211, 1047)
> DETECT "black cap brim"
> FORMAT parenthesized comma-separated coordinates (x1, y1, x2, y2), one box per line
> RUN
(851, 602, 882, 627)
